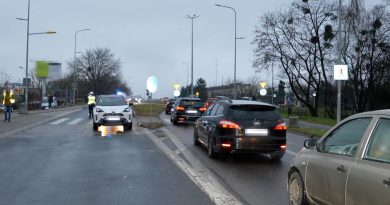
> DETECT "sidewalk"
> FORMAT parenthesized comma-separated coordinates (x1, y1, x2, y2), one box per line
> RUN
(0, 105, 85, 138)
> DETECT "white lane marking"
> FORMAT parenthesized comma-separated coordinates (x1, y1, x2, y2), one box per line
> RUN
(286, 150, 297, 156)
(49, 118, 69, 125)
(157, 127, 242, 205)
(68, 118, 83, 125)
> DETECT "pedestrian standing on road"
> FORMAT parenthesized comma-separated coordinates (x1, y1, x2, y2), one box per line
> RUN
(88, 91, 96, 119)
(2, 88, 15, 122)
(48, 94, 54, 109)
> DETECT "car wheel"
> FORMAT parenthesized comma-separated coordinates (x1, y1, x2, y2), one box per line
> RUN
(173, 118, 178, 125)
(93, 122, 99, 131)
(208, 135, 217, 158)
(288, 171, 308, 205)
(193, 128, 200, 146)
(126, 122, 132, 131)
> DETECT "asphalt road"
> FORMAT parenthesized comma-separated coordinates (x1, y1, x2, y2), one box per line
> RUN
(160, 113, 308, 205)
(0, 110, 213, 205)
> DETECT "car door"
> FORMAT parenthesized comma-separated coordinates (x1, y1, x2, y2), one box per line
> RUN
(198, 103, 219, 143)
(346, 117, 390, 205)
(305, 117, 372, 205)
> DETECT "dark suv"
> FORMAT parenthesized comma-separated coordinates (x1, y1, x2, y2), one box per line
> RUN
(165, 99, 176, 114)
(193, 100, 286, 160)
(170, 97, 206, 125)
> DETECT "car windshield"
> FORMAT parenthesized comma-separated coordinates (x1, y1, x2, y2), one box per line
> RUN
(97, 96, 127, 106)
(228, 105, 280, 121)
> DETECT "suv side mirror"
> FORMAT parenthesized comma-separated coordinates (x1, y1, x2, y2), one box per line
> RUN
(304, 138, 317, 149)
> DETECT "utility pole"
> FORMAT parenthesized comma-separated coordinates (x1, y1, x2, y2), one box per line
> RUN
(337, 0, 342, 122)
(186, 14, 199, 97)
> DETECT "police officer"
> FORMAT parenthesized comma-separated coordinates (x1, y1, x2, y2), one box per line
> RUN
(88, 91, 96, 119)
(2, 88, 15, 122)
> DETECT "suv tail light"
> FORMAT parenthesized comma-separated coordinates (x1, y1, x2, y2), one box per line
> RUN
(199, 107, 207, 112)
(176, 106, 185, 111)
(273, 121, 287, 131)
(219, 120, 241, 129)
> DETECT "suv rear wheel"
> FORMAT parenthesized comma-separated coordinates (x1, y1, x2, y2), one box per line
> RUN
(193, 128, 200, 146)
(208, 136, 217, 158)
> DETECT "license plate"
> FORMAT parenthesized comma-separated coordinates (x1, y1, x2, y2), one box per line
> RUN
(106, 117, 120, 121)
(245, 129, 269, 136)
(187, 110, 198, 114)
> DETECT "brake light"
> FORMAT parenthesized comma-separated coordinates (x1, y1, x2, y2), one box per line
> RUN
(199, 107, 207, 112)
(219, 120, 240, 129)
(222, 143, 231, 148)
(273, 122, 287, 130)
(176, 106, 185, 111)
(280, 145, 287, 149)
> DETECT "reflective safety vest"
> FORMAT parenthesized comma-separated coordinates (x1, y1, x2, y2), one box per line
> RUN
(2, 90, 15, 106)
(88, 95, 96, 105)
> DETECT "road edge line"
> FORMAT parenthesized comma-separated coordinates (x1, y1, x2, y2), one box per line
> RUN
(142, 127, 242, 205)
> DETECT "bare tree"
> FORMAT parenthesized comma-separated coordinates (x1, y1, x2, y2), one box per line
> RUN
(252, 0, 338, 117)
(69, 48, 130, 95)
(343, 4, 390, 112)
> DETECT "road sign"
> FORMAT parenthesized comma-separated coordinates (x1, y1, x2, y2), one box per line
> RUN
(260, 82, 268, 88)
(334, 65, 348, 80)
(146, 76, 158, 93)
(173, 83, 180, 91)
(173, 90, 180, 97)
(260, 89, 267, 96)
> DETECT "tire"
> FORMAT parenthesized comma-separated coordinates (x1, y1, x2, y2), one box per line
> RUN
(126, 122, 132, 131)
(208, 136, 217, 158)
(173, 118, 178, 125)
(288, 171, 308, 205)
(93, 122, 99, 131)
(193, 128, 200, 146)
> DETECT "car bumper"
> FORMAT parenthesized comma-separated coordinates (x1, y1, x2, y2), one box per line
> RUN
(174, 114, 201, 122)
(215, 136, 286, 154)
(94, 114, 132, 126)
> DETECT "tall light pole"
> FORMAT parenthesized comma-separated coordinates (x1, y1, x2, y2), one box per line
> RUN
(337, 0, 342, 122)
(17, 0, 56, 113)
(181, 62, 189, 97)
(73, 28, 90, 104)
(215, 4, 240, 99)
(186, 14, 199, 97)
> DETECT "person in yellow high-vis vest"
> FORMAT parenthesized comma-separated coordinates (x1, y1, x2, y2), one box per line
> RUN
(2, 88, 15, 122)
(88, 91, 96, 119)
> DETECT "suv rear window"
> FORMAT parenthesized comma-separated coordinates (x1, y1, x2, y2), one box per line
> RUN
(180, 100, 204, 107)
(228, 105, 280, 121)
(97, 96, 127, 106)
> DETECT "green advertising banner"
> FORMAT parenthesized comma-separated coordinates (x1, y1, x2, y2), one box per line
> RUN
(36, 61, 49, 78)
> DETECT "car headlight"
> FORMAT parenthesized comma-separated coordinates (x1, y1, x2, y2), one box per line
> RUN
(95, 108, 104, 112)
(123, 108, 131, 112)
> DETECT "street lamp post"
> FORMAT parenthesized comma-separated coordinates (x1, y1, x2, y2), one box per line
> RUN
(181, 62, 189, 97)
(186, 14, 199, 97)
(336, 0, 342, 122)
(73, 28, 90, 104)
(215, 4, 239, 99)
(17, 0, 55, 113)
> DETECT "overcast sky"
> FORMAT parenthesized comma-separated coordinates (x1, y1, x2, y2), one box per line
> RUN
(0, 0, 383, 98)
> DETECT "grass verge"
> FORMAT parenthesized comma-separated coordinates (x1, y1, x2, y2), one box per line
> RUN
(288, 127, 327, 138)
(133, 103, 165, 116)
